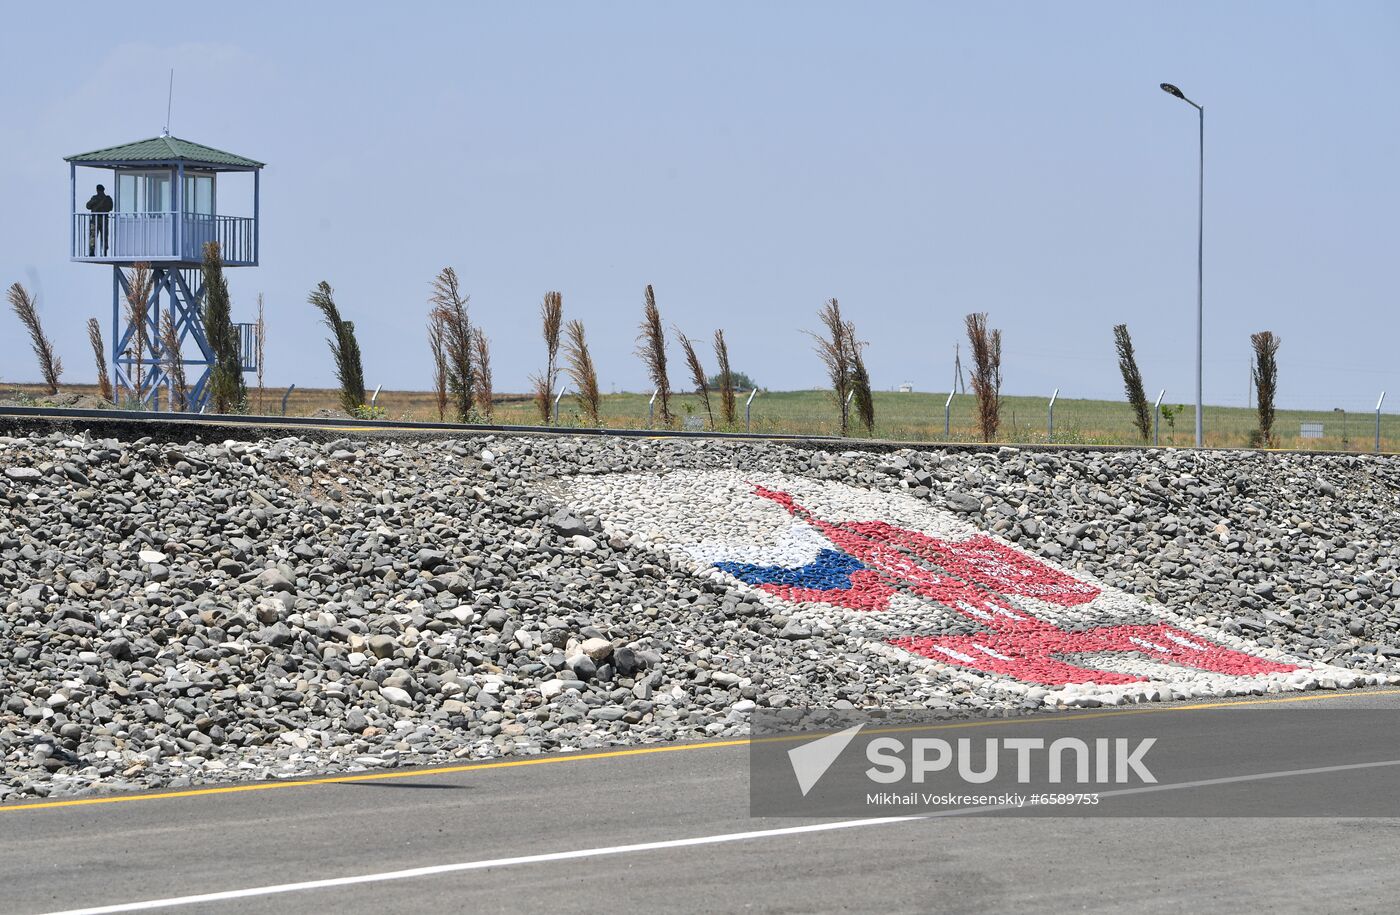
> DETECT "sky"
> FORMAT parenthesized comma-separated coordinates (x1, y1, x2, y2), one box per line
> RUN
(1, 1, 1396, 411)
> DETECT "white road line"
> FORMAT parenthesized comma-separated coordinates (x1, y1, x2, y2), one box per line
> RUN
(39, 757, 1400, 915)
(1090, 757, 1400, 801)
(37, 817, 924, 915)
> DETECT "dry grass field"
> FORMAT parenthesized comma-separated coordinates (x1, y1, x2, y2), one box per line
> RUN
(5, 381, 1397, 452)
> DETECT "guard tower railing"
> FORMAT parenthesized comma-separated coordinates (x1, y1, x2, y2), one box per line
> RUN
(73, 212, 256, 265)
(237, 322, 260, 373)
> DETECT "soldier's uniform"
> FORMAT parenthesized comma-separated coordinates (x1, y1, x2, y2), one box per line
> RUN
(86, 188, 113, 256)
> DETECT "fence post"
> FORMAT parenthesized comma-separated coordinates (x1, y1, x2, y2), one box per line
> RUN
(944, 390, 954, 438)
(370, 384, 382, 409)
(553, 387, 567, 425)
(280, 383, 296, 417)
(1153, 389, 1166, 447)
(1047, 388, 1058, 443)
(745, 388, 758, 433)
(1377, 391, 1387, 454)
(648, 388, 658, 429)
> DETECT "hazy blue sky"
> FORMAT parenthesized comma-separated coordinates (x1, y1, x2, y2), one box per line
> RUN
(2, 1, 1396, 410)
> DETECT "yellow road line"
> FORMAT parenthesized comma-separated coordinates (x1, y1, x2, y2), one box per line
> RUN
(0, 740, 749, 813)
(4, 687, 1397, 814)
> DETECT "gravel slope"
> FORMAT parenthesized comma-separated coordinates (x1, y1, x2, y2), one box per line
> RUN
(2, 430, 1398, 801)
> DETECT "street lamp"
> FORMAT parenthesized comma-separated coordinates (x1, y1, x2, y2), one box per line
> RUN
(1160, 82, 1204, 448)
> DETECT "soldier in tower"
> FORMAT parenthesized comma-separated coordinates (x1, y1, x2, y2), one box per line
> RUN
(86, 184, 113, 256)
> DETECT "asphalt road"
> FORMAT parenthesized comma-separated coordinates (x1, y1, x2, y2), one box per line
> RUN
(4, 689, 1400, 915)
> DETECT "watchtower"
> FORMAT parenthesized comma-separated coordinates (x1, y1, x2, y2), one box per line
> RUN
(65, 134, 264, 411)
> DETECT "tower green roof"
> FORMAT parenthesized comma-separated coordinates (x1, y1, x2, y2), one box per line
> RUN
(65, 135, 263, 169)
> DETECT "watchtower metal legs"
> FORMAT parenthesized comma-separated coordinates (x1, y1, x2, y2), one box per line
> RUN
(112, 265, 234, 413)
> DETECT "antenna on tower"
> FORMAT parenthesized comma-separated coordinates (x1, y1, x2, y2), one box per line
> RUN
(162, 69, 174, 137)
(952, 343, 967, 395)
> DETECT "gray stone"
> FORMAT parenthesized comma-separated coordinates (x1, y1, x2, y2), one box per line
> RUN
(566, 654, 597, 680)
(414, 549, 449, 570)
(106, 638, 134, 662)
(945, 492, 982, 513)
(255, 568, 295, 594)
(779, 622, 812, 640)
(613, 647, 639, 676)
(258, 623, 294, 647)
(548, 510, 596, 538)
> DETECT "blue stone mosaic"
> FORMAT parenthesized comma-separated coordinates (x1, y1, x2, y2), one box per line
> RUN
(714, 548, 865, 591)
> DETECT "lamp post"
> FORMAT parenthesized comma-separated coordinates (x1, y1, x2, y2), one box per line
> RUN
(1160, 82, 1204, 448)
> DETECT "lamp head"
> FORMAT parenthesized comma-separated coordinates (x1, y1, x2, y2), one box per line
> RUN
(1160, 83, 1186, 100)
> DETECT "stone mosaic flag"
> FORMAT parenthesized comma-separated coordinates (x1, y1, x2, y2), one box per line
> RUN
(565, 470, 1372, 704)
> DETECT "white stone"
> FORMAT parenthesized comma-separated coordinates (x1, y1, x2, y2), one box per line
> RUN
(581, 637, 613, 661)
(138, 550, 167, 564)
(380, 686, 413, 707)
